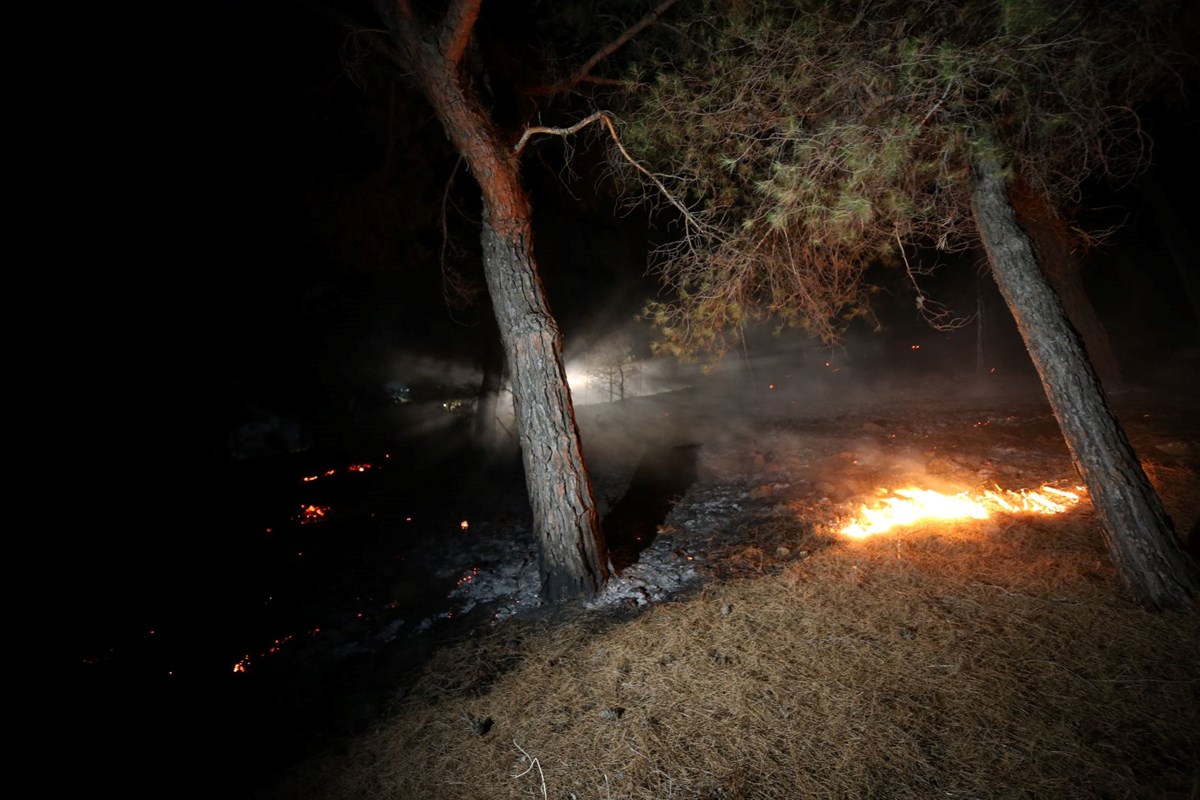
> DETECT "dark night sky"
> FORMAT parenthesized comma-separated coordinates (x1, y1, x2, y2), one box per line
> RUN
(59, 1, 1198, 438)
(67, 1, 657, 434)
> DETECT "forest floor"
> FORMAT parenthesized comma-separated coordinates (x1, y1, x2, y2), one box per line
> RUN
(252, 373, 1200, 800)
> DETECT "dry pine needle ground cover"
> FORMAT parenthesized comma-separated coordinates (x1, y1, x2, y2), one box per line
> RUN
(260, 392, 1200, 800)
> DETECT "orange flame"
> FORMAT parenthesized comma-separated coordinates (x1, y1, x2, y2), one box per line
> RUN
(841, 484, 1084, 539)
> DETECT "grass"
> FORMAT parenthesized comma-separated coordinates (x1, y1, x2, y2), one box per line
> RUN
(257, 509, 1199, 799)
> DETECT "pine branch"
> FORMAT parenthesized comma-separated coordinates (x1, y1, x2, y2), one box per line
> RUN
(527, 0, 681, 97)
(514, 111, 711, 238)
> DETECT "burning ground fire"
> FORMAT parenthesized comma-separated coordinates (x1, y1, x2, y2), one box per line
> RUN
(840, 483, 1086, 539)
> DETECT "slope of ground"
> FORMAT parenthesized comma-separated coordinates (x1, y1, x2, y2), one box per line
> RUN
(256, 377, 1200, 799)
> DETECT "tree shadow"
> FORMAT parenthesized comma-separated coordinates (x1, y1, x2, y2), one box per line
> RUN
(603, 443, 702, 572)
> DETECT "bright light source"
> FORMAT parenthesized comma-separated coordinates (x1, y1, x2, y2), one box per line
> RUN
(840, 484, 1085, 539)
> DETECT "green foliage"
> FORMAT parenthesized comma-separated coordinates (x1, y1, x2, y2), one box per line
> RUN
(596, 0, 1193, 358)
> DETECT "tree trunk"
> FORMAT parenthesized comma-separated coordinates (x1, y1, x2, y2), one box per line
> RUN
(391, 1, 608, 602)
(972, 158, 1198, 610)
(481, 221, 608, 600)
(1009, 175, 1124, 389)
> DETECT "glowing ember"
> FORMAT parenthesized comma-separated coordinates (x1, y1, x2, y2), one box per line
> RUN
(231, 627, 323, 674)
(347, 463, 372, 473)
(456, 566, 480, 588)
(460, 519, 469, 531)
(840, 484, 1085, 539)
(296, 504, 331, 524)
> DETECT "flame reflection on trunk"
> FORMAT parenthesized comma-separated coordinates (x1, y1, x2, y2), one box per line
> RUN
(840, 484, 1085, 539)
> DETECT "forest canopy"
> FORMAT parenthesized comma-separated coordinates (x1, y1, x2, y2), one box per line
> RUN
(588, 0, 1198, 355)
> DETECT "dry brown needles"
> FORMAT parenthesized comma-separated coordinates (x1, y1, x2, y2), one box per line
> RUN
(261, 510, 1198, 799)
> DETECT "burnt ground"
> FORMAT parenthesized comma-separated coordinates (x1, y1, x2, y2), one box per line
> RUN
(71, 369, 1200, 799)
(647, 380, 1200, 583)
(317, 376, 1197, 791)
(579, 363, 1200, 554)
(250, 370, 1200, 800)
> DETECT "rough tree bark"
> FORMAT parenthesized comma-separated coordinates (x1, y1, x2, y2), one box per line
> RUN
(384, 0, 608, 602)
(972, 157, 1198, 610)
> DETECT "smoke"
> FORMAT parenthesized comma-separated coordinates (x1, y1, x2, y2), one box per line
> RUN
(380, 348, 483, 395)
